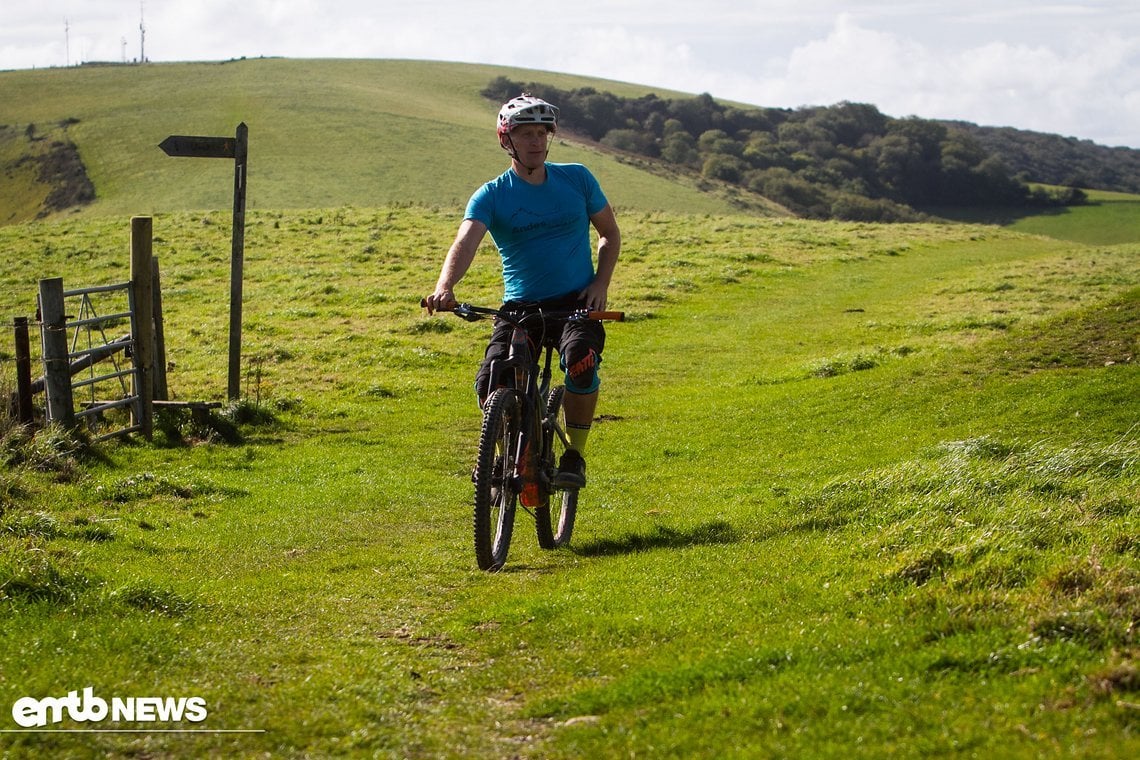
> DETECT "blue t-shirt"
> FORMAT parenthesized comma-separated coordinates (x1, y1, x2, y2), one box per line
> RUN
(465, 163, 608, 302)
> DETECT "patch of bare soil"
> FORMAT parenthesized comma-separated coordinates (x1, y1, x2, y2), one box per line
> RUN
(5, 120, 96, 218)
(36, 134, 96, 216)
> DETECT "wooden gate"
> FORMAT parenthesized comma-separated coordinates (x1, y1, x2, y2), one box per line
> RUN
(36, 217, 157, 440)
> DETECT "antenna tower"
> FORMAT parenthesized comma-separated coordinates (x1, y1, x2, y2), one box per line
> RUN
(64, 19, 70, 67)
(139, 2, 146, 63)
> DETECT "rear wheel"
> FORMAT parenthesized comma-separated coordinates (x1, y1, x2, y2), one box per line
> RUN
(535, 386, 579, 549)
(474, 389, 520, 571)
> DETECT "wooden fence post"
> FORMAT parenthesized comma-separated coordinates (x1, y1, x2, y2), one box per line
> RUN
(37, 277, 75, 428)
(227, 122, 248, 400)
(13, 317, 34, 424)
(151, 257, 169, 401)
(130, 217, 155, 440)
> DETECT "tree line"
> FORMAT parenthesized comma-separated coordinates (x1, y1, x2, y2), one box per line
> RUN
(484, 77, 1093, 222)
(946, 121, 1140, 195)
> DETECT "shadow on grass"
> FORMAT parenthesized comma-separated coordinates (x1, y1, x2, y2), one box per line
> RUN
(922, 203, 1073, 226)
(573, 520, 739, 558)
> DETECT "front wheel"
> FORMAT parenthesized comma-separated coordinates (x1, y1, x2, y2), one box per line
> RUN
(535, 386, 579, 549)
(474, 389, 521, 571)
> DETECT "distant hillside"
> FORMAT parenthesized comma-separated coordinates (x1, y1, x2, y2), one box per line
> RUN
(942, 121, 1140, 194)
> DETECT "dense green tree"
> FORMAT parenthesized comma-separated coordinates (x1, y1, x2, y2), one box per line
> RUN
(698, 129, 743, 157)
(742, 132, 791, 170)
(660, 132, 700, 166)
(602, 128, 658, 156)
(702, 154, 748, 183)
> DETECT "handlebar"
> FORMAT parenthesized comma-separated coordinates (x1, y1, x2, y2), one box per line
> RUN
(420, 299, 624, 323)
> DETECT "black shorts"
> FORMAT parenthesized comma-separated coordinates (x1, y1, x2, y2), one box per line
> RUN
(474, 292, 606, 398)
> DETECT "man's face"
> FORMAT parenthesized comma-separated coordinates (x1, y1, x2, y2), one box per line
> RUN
(506, 124, 553, 167)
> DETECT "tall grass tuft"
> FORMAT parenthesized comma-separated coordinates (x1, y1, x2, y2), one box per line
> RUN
(1, 422, 86, 479)
(0, 545, 97, 605)
(107, 582, 200, 617)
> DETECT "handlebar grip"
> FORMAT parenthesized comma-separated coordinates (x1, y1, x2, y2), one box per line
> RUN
(588, 311, 625, 322)
(420, 298, 454, 312)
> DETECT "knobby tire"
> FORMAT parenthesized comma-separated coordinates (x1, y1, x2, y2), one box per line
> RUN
(473, 388, 521, 571)
(535, 386, 579, 549)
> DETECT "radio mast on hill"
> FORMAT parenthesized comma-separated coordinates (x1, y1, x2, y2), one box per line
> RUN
(139, 2, 147, 63)
(64, 19, 70, 67)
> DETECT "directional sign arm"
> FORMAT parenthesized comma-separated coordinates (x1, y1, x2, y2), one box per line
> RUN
(159, 135, 236, 159)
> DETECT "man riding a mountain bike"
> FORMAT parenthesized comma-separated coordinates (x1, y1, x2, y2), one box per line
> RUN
(424, 93, 621, 489)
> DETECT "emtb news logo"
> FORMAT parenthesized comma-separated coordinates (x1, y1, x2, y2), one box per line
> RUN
(11, 687, 207, 728)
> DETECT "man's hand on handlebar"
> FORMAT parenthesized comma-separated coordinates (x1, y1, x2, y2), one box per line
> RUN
(579, 280, 609, 312)
(422, 288, 458, 315)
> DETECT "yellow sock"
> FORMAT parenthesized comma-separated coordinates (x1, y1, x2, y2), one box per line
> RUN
(567, 423, 591, 453)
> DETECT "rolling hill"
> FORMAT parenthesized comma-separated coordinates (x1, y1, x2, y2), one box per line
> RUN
(0, 58, 783, 225)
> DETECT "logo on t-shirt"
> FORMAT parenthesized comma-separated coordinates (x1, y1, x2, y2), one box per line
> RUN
(509, 207, 575, 237)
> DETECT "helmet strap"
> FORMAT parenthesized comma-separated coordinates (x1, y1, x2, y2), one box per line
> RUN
(504, 134, 544, 176)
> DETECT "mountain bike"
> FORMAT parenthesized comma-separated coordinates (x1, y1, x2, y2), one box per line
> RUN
(424, 301, 624, 571)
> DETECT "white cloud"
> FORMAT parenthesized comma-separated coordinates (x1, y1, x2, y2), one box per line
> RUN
(541, 27, 695, 87)
(4, 1, 1140, 146)
(741, 13, 1140, 146)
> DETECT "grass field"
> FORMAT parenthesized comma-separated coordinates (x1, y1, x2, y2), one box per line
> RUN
(1, 205, 1137, 758)
(1, 59, 1139, 758)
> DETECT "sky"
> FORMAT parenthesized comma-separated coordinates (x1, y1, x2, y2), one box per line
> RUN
(3, 1, 1140, 148)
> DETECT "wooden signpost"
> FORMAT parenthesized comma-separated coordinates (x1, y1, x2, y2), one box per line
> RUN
(159, 122, 248, 400)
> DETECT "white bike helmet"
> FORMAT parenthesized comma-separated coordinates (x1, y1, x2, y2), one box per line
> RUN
(496, 94, 559, 136)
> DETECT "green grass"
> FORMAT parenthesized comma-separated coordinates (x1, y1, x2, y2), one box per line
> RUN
(930, 188, 1140, 247)
(0, 205, 1137, 757)
(1006, 191, 1140, 245)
